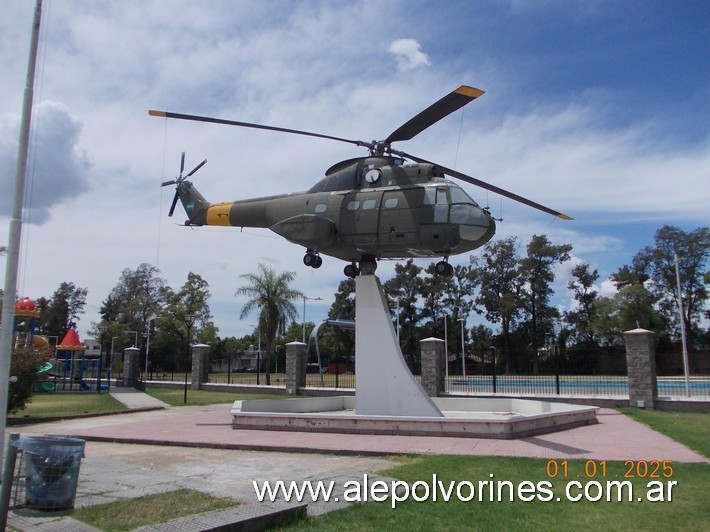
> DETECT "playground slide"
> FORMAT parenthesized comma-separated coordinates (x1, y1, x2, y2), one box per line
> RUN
(37, 360, 56, 392)
(32, 335, 50, 348)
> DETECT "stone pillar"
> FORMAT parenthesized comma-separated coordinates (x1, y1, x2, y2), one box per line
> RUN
(623, 328, 658, 408)
(191, 344, 210, 390)
(123, 347, 140, 388)
(420, 337, 445, 397)
(286, 341, 307, 395)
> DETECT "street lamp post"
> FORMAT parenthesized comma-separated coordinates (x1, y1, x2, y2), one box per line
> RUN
(458, 308, 466, 378)
(144, 317, 154, 381)
(443, 314, 449, 381)
(302, 296, 323, 343)
(183, 315, 196, 404)
(251, 323, 261, 385)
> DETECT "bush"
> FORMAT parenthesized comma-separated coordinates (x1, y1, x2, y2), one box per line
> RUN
(8, 344, 53, 414)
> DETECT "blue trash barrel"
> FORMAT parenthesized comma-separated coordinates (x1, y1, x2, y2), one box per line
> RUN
(13, 436, 85, 511)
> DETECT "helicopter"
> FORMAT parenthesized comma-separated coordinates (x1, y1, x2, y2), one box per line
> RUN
(150, 85, 571, 278)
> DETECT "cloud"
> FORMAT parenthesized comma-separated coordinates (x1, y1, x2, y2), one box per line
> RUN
(388, 39, 431, 71)
(0, 101, 91, 225)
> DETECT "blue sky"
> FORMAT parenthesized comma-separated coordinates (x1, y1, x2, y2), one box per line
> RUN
(1, 0, 708, 339)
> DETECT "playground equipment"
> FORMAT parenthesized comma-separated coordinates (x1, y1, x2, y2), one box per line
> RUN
(11, 297, 107, 393)
(54, 329, 105, 392)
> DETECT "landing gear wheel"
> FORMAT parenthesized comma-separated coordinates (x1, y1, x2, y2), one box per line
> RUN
(435, 260, 454, 277)
(344, 264, 360, 278)
(304, 252, 323, 269)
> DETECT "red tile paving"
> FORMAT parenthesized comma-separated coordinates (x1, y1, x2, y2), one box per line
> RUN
(16, 404, 708, 463)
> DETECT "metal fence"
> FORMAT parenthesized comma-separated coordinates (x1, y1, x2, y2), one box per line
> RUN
(444, 374, 710, 399)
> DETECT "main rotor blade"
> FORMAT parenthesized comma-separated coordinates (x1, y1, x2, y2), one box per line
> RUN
(384, 86, 485, 146)
(149, 110, 367, 148)
(397, 150, 573, 220)
(168, 191, 179, 217)
(179, 151, 185, 175)
(186, 158, 207, 177)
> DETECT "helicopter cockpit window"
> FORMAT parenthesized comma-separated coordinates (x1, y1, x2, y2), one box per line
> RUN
(449, 185, 479, 206)
(362, 199, 376, 210)
(347, 201, 360, 210)
(449, 183, 488, 237)
(315, 203, 327, 213)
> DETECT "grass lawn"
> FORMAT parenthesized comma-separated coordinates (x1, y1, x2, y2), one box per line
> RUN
(288, 455, 708, 531)
(144, 387, 304, 406)
(9, 386, 304, 420)
(8, 392, 127, 421)
(288, 409, 710, 531)
(619, 408, 709, 457)
(72, 489, 236, 531)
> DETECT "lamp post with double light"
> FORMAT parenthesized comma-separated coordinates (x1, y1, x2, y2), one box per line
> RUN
(183, 315, 196, 404)
(458, 307, 467, 378)
(302, 296, 323, 343)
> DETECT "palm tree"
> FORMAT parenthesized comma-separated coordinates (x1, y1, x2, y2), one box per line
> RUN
(235, 264, 303, 384)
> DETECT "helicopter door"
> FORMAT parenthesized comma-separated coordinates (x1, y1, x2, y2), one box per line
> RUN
(378, 189, 419, 245)
(338, 191, 380, 246)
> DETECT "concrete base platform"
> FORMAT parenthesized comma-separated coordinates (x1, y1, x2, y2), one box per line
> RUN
(231, 396, 598, 439)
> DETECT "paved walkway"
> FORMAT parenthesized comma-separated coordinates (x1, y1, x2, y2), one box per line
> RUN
(4, 390, 707, 530)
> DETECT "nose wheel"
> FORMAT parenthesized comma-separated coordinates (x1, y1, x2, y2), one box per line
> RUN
(303, 251, 323, 269)
(344, 263, 360, 278)
(434, 260, 454, 277)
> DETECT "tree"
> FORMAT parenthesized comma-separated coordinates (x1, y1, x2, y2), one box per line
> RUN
(564, 262, 599, 347)
(235, 264, 303, 385)
(519, 235, 572, 373)
(419, 263, 450, 339)
(470, 324, 496, 372)
(632, 225, 709, 340)
(37, 281, 88, 337)
(591, 284, 667, 345)
(91, 263, 167, 354)
(472, 237, 522, 373)
(384, 259, 423, 364)
(153, 272, 217, 372)
(322, 278, 356, 363)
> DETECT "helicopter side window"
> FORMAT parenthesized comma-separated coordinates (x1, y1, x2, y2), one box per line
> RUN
(434, 187, 448, 223)
(384, 198, 399, 209)
(362, 199, 376, 210)
(347, 201, 360, 210)
(315, 203, 327, 214)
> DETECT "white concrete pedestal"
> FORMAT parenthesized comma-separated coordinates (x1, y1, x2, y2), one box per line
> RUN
(355, 274, 443, 417)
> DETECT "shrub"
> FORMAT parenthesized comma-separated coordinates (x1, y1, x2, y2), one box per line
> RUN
(8, 344, 53, 414)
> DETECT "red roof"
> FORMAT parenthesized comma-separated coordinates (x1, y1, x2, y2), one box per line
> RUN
(58, 329, 85, 351)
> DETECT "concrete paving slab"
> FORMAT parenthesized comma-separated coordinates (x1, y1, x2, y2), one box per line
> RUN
(109, 387, 170, 410)
(14, 402, 707, 462)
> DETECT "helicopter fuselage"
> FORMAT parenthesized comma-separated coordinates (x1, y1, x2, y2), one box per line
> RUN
(176, 157, 496, 264)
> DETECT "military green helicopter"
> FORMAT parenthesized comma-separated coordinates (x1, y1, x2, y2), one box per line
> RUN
(150, 86, 571, 278)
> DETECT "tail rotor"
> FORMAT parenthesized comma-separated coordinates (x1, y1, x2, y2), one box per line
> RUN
(161, 151, 207, 217)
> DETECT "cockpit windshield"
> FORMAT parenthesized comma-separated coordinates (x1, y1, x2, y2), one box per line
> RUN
(448, 184, 479, 206)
